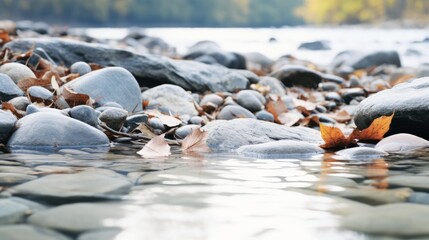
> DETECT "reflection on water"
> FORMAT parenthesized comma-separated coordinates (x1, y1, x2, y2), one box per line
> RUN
(0, 144, 424, 239)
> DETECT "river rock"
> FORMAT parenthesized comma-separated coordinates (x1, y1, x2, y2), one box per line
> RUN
(12, 169, 132, 202)
(243, 52, 273, 74)
(200, 94, 223, 107)
(270, 65, 323, 88)
(236, 90, 265, 112)
(4, 38, 249, 93)
(217, 105, 256, 120)
(124, 114, 148, 132)
(8, 96, 30, 111)
(386, 176, 429, 192)
(0, 110, 16, 143)
(0, 173, 37, 186)
(28, 202, 138, 233)
(258, 76, 286, 96)
(237, 140, 324, 158)
(332, 50, 401, 70)
(298, 40, 330, 51)
(255, 110, 274, 122)
(0, 198, 29, 224)
(69, 105, 99, 127)
(141, 84, 197, 116)
(98, 107, 128, 131)
(375, 134, 429, 153)
(0, 63, 36, 83)
(0, 73, 24, 101)
(27, 86, 53, 102)
(204, 118, 323, 151)
(335, 147, 388, 160)
(70, 61, 92, 76)
(64, 67, 142, 112)
(0, 224, 72, 240)
(354, 77, 429, 139)
(174, 125, 200, 139)
(7, 112, 109, 151)
(342, 203, 429, 237)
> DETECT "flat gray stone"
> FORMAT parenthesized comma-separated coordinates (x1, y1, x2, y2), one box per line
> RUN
(0, 224, 71, 240)
(12, 169, 132, 201)
(141, 84, 197, 116)
(237, 140, 324, 158)
(0, 63, 36, 83)
(375, 134, 429, 153)
(204, 118, 323, 151)
(78, 229, 121, 240)
(28, 202, 135, 233)
(0, 173, 37, 186)
(7, 112, 109, 151)
(387, 176, 429, 192)
(0, 73, 24, 101)
(342, 203, 429, 237)
(64, 67, 142, 112)
(0, 198, 29, 225)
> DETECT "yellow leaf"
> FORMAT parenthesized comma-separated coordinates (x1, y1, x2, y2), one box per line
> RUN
(355, 113, 394, 141)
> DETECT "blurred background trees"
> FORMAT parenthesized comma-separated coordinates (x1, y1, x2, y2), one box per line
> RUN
(0, 0, 428, 27)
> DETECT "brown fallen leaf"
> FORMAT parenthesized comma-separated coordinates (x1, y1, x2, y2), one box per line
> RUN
(328, 110, 352, 123)
(293, 98, 316, 111)
(18, 77, 51, 92)
(133, 124, 158, 138)
(181, 128, 211, 154)
(137, 134, 171, 158)
(352, 113, 394, 141)
(278, 112, 301, 127)
(320, 124, 350, 149)
(0, 30, 11, 46)
(62, 86, 93, 107)
(2, 102, 24, 118)
(266, 96, 288, 123)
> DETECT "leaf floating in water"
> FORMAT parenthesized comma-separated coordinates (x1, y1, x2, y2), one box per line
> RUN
(181, 128, 211, 154)
(137, 134, 171, 158)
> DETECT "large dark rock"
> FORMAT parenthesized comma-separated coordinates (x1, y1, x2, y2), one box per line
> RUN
(7, 112, 109, 151)
(354, 77, 429, 139)
(204, 118, 323, 151)
(0, 110, 17, 143)
(5, 38, 249, 93)
(270, 65, 323, 89)
(63, 67, 142, 112)
(332, 50, 401, 70)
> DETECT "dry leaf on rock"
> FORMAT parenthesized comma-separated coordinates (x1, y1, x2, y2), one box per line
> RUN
(182, 128, 211, 154)
(2, 102, 24, 118)
(134, 124, 158, 138)
(137, 134, 171, 158)
(352, 113, 394, 141)
(328, 110, 352, 123)
(278, 112, 301, 127)
(146, 109, 182, 127)
(320, 124, 350, 149)
(293, 98, 316, 111)
(62, 86, 93, 107)
(266, 96, 288, 123)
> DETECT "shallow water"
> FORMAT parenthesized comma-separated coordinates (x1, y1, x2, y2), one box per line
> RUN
(0, 144, 425, 240)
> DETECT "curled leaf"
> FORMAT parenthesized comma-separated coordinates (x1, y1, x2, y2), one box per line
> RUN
(137, 134, 171, 158)
(146, 109, 181, 127)
(62, 86, 93, 107)
(181, 128, 211, 154)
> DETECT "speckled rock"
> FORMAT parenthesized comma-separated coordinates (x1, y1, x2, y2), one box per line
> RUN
(141, 84, 197, 116)
(0, 63, 36, 83)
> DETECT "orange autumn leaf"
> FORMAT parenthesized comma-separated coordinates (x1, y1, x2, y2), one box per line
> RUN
(320, 113, 394, 149)
(353, 113, 394, 141)
(320, 124, 350, 149)
(266, 97, 288, 123)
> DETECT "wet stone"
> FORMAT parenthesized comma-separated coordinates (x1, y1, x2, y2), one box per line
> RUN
(124, 114, 149, 132)
(200, 94, 223, 107)
(340, 88, 365, 104)
(342, 203, 429, 237)
(0, 198, 29, 224)
(270, 65, 323, 89)
(0, 110, 17, 143)
(175, 125, 200, 139)
(204, 118, 323, 151)
(0, 173, 37, 186)
(375, 134, 429, 154)
(0, 73, 24, 101)
(28, 202, 138, 233)
(12, 169, 132, 202)
(189, 116, 204, 125)
(236, 90, 265, 112)
(386, 176, 429, 192)
(0, 63, 36, 83)
(258, 76, 286, 96)
(0, 224, 72, 240)
(70, 61, 92, 76)
(217, 105, 256, 120)
(78, 229, 121, 240)
(69, 105, 99, 127)
(237, 140, 324, 159)
(98, 107, 128, 131)
(148, 117, 165, 132)
(336, 147, 388, 160)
